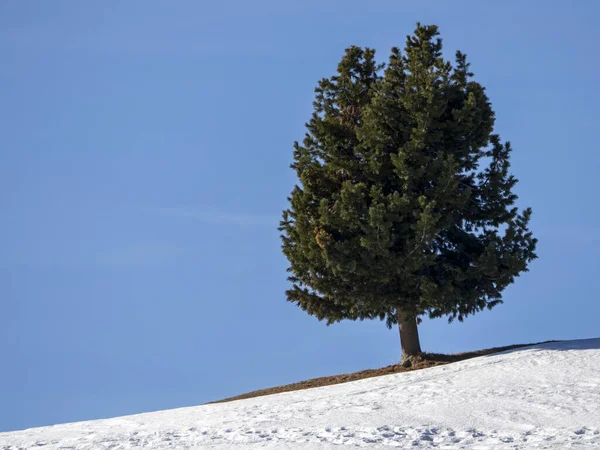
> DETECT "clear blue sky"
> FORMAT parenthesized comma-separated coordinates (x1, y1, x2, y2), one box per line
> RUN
(1, 1, 598, 433)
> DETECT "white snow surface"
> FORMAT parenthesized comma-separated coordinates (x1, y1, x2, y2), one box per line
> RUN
(2, 339, 600, 449)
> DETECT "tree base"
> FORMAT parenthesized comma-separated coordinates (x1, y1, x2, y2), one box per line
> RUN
(399, 353, 425, 368)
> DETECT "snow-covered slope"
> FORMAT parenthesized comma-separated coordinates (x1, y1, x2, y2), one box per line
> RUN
(2, 339, 600, 449)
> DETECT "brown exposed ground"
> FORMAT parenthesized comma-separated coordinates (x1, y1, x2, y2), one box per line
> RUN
(208, 341, 555, 405)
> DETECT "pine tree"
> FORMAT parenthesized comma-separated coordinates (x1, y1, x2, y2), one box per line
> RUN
(279, 24, 537, 363)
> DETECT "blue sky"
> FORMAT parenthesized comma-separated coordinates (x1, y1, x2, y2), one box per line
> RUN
(1, 0, 598, 433)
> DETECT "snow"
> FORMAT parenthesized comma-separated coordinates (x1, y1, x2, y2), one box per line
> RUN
(2, 339, 600, 449)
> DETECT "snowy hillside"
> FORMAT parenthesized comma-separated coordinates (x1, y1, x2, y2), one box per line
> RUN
(2, 339, 599, 449)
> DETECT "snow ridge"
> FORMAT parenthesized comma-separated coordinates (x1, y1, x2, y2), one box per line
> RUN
(2, 339, 600, 449)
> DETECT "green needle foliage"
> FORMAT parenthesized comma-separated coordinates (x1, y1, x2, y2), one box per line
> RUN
(280, 24, 537, 355)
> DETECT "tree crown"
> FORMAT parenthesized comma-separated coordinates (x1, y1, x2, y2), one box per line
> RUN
(280, 24, 537, 328)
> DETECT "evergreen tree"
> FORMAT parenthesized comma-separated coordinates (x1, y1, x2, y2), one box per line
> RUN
(279, 24, 537, 363)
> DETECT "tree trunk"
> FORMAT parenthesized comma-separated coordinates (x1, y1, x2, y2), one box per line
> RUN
(397, 309, 422, 362)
